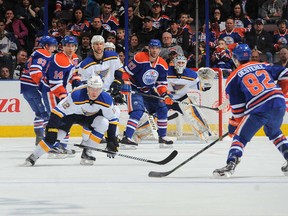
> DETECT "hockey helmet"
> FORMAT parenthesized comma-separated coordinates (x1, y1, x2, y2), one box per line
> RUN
(91, 35, 105, 44)
(87, 75, 103, 89)
(232, 44, 251, 62)
(104, 42, 116, 50)
(39, 36, 57, 47)
(148, 39, 162, 48)
(61, 36, 78, 46)
(173, 55, 187, 74)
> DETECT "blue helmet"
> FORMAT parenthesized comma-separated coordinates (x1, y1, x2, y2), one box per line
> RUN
(40, 36, 57, 46)
(232, 44, 251, 62)
(148, 39, 162, 48)
(61, 36, 78, 46)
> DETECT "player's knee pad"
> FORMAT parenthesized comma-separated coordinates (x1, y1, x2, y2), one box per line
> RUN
(44, 127, 58, 145)
(156, 106, 168, 119)
(129, 110, 144, 121)
(91, 116, 109, 134)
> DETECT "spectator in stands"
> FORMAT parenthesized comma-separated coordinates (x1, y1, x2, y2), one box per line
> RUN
(250, 49, 262, 62)
(210, 8, 226, 37)
(128, 33, 142, 60)
(186, 47, 206, 68)
(111, 0, 125, 20)
(209, 0, 233, 21)
(274, 47, 288, 67)
(167, 19, 190, 54)
(132, 0, 151, 19)
(54, 0, 75, 15)
(76, 31, 92, 62)
(67, 6, 90, 37)
(100, 1, 119, 35)
(178, 12, 193, 38)
(4, 9, 28, 48)
(162, 0, 179, 20)
(106, 32, 117, 45)
(260, 0, 283, 23)
(0, 66, 11, 79)
(76, 0, 100, 22)
(48, 17, 59, 37)
(117, 46, 125, 64)
(211, 38, 234, 72)
(273, 19, 288, 52)
(138, 16, 161, 47)
(231, 2, 252, 31)
(119, 4, 142, 35)
(88, 16, 109, 39)
(54, 19, 71, 51)
(243, 0, 260, 20)
(0, 0, 8, 20)
(11, 49, 27, 79)
(116, 27, 125, 48)
(0, 18, 17, 72)
(218, 17, 245, 51)
(159, 31, 184, 62)
(150, 2, 170, 34)
(245, 18, 274, 63)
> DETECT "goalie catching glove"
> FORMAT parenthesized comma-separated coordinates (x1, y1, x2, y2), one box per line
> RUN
(197, 67, 216, 91)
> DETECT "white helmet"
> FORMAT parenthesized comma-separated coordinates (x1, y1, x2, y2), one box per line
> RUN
(91, 35, 105, 44)
(173, 55, 187, 74)
(87, 75, 103, 88)
(104, 42, 116, 50)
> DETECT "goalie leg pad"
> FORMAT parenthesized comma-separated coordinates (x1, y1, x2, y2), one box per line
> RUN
(179, 97, 211, 141)
(133, 113, 152, 143)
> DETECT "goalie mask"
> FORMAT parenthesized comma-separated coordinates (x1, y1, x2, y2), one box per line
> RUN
(173, 55, 187, 75)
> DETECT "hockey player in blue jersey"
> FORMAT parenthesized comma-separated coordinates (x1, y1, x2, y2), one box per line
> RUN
(23, 76, 119, 166)
(213, 44, 288, 178)
(20, 36, 57, 146)
(120, 39, 174, 149)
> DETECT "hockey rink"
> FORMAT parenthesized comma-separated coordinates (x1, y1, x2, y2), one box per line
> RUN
(0, 136, 287, 216)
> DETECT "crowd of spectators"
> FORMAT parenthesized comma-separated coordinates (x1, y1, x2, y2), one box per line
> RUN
(1, 0, 288, 80)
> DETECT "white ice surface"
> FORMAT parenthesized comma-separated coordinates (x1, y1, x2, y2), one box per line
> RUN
(0, 136, 287, 216)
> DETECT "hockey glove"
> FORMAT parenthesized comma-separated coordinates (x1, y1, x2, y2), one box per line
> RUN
(110, 80, 126, 104)
(228, 117, 242, 137)
(106, 137, 119, 159)
(120, 81, 131, 95)
(164, 93, 174, 105)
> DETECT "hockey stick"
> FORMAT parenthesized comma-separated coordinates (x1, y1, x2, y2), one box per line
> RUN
(148, 132, 229, 177)
(132, 91, 227, 111)
(168, 112, 179, 121)
(74, 144, 178, 165)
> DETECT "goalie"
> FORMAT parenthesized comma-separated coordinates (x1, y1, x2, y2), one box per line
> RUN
(133, 55, 215, 142)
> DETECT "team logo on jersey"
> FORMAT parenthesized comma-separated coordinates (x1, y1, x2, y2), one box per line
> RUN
(81, 107, 98, 116)
(143, 69, 159, 85)
(223, 36, 234, 45)
(94, 68, 109, 79)
(171, 83, 185, 91)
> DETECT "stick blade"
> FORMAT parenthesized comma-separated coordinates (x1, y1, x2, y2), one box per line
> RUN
(148, 170, 172, 178)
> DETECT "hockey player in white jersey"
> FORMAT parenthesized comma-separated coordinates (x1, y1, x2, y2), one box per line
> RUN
(23, 76, 119, 166)
(133, 55, 215, 142)
(75, 35, 125, 149)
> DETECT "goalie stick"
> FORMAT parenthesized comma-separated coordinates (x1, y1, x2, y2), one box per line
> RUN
(74, 144, 178, 165)
(132, 91, 228, 111)
(148, 132, 229, 177)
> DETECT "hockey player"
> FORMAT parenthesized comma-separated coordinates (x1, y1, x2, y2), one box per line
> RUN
(41, 35, 80, 157)
(133, 55, 215, 143)
(76, 35, 124, 153)
(120, 39, 174, 149)
(213, 44, 288, 178)
(20, 36, 57, 146)
(23, 75, 119, 166)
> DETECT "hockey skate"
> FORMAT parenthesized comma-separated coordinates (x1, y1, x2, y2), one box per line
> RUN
(120, 136, 138, 150)
(47, 143, 76, 159)
(281, 160, 288, 176)
(213, 159, 240, 178)
(23, 154, 38, 167)
(80, 148, 96, 165)
(159, 136, 173, 149)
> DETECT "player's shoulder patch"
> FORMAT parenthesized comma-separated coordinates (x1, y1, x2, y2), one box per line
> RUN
(96, 91, 113, 107)
(158, 57, 169, 70)
(134, 52, 149, 63)
(103, 51, 118, 61)
(54, 52, 70, 68)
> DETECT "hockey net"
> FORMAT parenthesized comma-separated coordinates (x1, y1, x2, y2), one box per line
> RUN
(117, 68, 230, 141)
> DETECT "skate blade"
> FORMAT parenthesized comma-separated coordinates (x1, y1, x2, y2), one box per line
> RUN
(212, 171, 232, 178)
(47, 153, 68, 159)
(119, 144, 137, 150)
(80, 159, 94, 166)
(21, 161, 34, 167)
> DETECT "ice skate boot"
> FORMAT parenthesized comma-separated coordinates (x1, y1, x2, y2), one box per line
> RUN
(80, 148, 96, 165)
(213, 158, 240, 178)
(281, 160, 288, 176)
(159, 136, 173, 149)
(120, 136, 138, 150)
(23, 154, 38, 167)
